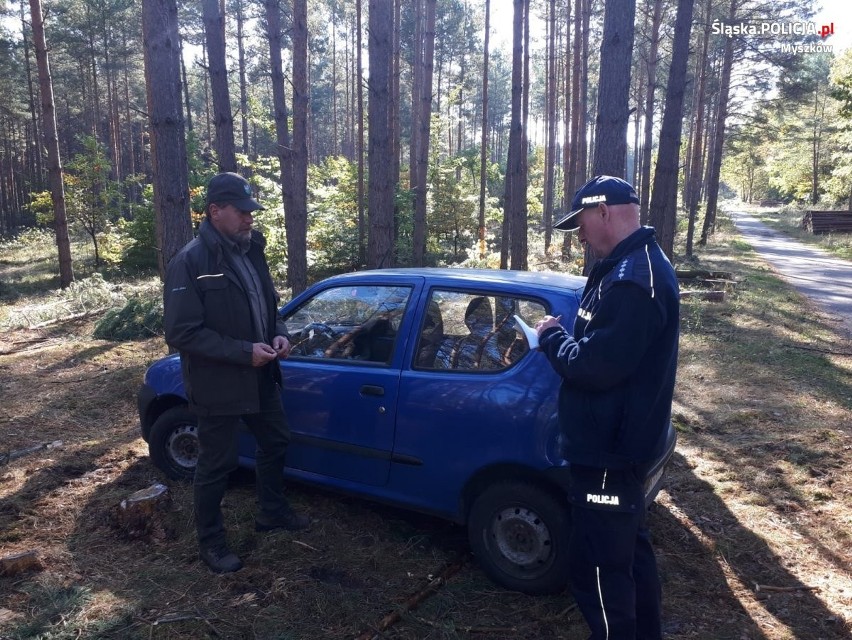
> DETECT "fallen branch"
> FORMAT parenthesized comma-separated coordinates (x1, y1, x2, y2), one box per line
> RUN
(790, 344, 852, 356)
(355, 557, 466, 640)
(0, 440, 63, 466)
(680, 290, 726, 302)
(411, 614, 518, 635)
(151, 609, 220, 636)
(293, 540, 320, 552)
(754, 583, 818, 593)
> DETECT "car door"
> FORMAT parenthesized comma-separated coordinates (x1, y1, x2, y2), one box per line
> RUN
(271, 282, 415, 486)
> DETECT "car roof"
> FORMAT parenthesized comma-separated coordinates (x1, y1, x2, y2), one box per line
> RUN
(318, 267, 586, 293)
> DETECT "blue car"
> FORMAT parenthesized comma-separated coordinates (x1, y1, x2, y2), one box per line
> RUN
(138, 268, 676, 594)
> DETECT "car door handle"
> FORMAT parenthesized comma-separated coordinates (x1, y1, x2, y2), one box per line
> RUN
(360, 384, 385, 397)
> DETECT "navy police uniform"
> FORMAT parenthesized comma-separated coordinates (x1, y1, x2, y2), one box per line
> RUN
(540, 224, 679, 639)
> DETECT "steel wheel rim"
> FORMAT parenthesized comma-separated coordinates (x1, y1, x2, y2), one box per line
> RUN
(489, 505, 554, 576)
(167, 424, 198, 469)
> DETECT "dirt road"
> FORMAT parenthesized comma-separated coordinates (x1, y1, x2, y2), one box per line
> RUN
(730, 210, 852, 338)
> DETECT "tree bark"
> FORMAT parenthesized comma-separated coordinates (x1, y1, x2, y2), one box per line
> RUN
(648, 0, 695, 259)
(289, 0, 309, 294)
(700, 0, 737, 246)
(592, 0, 636, 177)
(512, 0, 529, 271)
(235, 0, 250, 157)
(478, 0, 490, 260)
(29, 0, 74, 288)
(639, 0, 662, 224)
(367, 0, 394, 268)
(357, 0, 366, 266)
(685, 0, 713, 257)
(502, 0, 526, 270)
(412, 0, 436, 266)
(202, 0, 236, 172)
(543, 0, 557, 253)
(141, 0, 193, 277)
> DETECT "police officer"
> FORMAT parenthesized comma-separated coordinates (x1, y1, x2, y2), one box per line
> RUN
(536, 176, 680, 639)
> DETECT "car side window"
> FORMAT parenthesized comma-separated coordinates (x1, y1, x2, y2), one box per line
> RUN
(283, 285, 411, 364)
(414, 290, 547, 372)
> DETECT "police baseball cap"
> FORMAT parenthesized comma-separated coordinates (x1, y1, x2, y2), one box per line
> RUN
(206, 172, 264, 211)
(553, 175, 640, 231)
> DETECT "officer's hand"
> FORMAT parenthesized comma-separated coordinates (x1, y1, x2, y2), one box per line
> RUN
(535, 315, 562, 336)
(251, 342, 278, 366)
(272, 335, 291, 359)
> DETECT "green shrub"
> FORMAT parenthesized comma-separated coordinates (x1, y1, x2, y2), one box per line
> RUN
(93, 297, 163, 340)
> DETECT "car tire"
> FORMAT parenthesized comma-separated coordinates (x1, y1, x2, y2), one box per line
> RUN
(467, 481, 571, 595)
(148, 406, 198, 481)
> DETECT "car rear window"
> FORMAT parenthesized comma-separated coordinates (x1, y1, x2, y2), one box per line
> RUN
(414, 290, 546, 372)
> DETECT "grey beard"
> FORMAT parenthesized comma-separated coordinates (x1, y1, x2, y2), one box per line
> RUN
(233, 233, 251, 253)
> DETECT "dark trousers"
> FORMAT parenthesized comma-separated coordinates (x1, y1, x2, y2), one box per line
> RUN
(568, 470, 662, 639)
(194, 375, 291, 549)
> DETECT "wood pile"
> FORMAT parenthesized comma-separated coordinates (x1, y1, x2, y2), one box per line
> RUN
(677, 269, 736, 303)
(802, 210, 852, 234)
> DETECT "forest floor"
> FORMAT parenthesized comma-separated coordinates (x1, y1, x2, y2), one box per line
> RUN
(0, 213, 850, 639)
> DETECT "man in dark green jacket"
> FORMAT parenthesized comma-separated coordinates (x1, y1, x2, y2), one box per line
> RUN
(164, 172, 308, 574)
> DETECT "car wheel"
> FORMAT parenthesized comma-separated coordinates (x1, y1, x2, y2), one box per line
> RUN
(148, 406, 198, 481)
(467, 481, 570, 595)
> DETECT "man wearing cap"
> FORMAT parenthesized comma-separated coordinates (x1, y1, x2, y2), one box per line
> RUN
(164, 171, 309, 574)
(535, 175, 679, 639)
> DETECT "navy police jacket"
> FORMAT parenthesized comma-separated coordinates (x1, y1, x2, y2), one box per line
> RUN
(539, 227, 679, 471)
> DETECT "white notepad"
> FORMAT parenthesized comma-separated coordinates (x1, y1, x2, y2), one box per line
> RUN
(513, 314, 539, 349)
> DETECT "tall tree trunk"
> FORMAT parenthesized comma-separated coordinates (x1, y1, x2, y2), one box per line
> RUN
(478, 0, 490, 260)
(264, 0, 295, 250)
(409, 0, 423, 227)
(289, 0, 309, 293)
(367, 0, 394, 268)
(685, 0, 712, 256)
(512, 0, 529, 271)
(202, 0, 237, 172)
(356, 0, 366, 267)
(412, 0, 436, 266)
(391, 0, 401, 261)
(21, 1, 44, 190)
(29, 0, 74, 288)
(543, 0, 557, 253)
(235, 0, 250, 157)
(592, 0, 636, 177)
(564, 0, 584, 259)
(648, 0, 695, 259)
(179, 33, 193, 133)
(502, 0, 525, 270)
(700, 0, 737, 246)
(141, 0, 193, 277)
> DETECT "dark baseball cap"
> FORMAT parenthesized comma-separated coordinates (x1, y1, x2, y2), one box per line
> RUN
(553, 175, 639, 231)
(206, 172, 264, 211)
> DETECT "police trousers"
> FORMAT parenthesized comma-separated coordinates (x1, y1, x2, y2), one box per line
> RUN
(568, 465, 662, 640)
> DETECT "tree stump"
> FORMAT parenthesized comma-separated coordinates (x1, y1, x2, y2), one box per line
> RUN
(0, 551, 43, 576)
(114, 483, 175, 541)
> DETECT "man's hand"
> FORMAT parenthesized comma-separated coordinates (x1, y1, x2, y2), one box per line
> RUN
(272, 335, 291, 359)
(251, 342, 278, 366)
(535, 315, 562, 336)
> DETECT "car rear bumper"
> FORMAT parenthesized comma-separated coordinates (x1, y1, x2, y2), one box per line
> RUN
(137, 383, 157, 441)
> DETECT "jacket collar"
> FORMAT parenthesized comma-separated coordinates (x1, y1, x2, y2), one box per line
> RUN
(588, 226, 657, 281)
